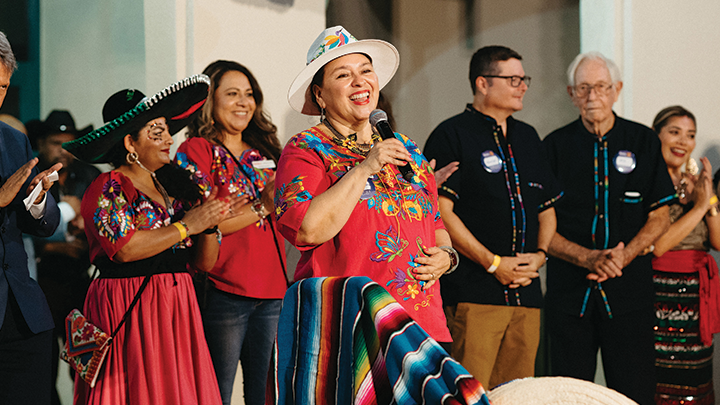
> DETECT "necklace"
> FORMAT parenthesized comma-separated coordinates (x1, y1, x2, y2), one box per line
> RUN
(674, 175, 688, 200)
(133, 160, 174, 216)
(322, 119, 379, 155)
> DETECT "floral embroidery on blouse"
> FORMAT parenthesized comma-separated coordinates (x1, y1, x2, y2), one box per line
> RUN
(94, 178, 132, 243)
(275, 175, 313, 219)
(93, 176, 191, 248)
(178, 143, 272, 197)
(365, 171, 433, 222)
(176, 151, 212, 198)
(290, 130, 356, 177)
(211, 147, 246, 197)
(282, 128, 438, 223)
(386, 236, 434, 310)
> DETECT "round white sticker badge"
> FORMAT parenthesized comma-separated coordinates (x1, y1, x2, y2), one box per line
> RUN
(614, 150, 636, 174)
(482, 150, 502, 173)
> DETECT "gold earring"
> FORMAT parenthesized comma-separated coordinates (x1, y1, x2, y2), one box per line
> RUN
(126, 151, 139, 165)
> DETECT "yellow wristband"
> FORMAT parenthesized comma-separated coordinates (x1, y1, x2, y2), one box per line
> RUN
(710, 195, 718, 206)
(487, 255, 501, 274)
(172, 222, 188, 240)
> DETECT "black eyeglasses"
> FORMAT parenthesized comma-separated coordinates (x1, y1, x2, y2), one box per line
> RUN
(482, 75, 531, 88)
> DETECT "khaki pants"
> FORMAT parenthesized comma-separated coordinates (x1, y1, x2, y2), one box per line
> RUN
(445, 303, 540, 389)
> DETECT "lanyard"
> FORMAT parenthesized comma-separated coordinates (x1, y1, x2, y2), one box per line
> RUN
(581, 137, 612, 318)
(492, 124, 526, 306)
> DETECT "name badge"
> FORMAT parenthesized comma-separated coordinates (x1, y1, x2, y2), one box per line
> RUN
(360, 175, 377, 200)
(252, 159, 276, 169)
(614, 150, 636, 174)
(482, 150, 502, 173)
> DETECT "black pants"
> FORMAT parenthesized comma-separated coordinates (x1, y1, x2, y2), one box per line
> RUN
(547, 297, 655, 405)
(0, 291, 53, 405)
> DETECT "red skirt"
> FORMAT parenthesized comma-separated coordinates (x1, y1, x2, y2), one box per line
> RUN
(73, 273, 221, 405)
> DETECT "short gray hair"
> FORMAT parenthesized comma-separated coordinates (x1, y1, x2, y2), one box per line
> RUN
(0, 32, 18, 74)
(566, 52, 621, 87)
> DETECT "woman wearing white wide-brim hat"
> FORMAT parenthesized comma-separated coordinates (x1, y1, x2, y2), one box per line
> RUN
(275, 26, 457, 343)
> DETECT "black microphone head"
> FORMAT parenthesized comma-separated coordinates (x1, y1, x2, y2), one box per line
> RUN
(369, 109, 388, 127)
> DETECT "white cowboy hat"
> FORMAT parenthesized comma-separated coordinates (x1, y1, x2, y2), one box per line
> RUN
(487, 377, 638, 405)
(287, 26, 399, 116)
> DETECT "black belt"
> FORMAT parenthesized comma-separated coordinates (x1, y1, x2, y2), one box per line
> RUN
(94, 248, 190, 279)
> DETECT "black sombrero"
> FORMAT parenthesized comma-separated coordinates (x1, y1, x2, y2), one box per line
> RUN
(63, 74, 210, 163)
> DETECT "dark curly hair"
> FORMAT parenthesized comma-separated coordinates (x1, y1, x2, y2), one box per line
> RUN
(186, 60, 281, 161)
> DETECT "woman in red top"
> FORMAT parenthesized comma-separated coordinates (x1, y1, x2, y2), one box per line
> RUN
(175, 60, 287, 405)
(63, 75, 241, 404)
(275, 26, 457, 344)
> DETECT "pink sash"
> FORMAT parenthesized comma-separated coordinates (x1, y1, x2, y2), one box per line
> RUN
(653, 250, 720, 346)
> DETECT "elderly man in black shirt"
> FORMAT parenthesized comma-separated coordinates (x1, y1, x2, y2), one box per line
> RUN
(425, 46, 562, 390)
(543, 52, 675, 405)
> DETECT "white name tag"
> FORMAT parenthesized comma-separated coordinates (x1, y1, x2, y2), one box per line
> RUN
(252, 159, 276, 169)
(616, 156, 633, 168)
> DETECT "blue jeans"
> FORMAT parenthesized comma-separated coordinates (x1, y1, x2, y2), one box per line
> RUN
(202, 287, 282, 405)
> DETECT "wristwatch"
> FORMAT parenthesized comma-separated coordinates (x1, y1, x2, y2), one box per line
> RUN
(439, 246, 460, 275)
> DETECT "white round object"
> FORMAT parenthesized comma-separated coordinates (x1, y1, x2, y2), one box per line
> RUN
(487, 377, 638, 405)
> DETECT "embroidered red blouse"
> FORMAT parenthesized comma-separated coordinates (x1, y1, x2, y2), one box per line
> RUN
(175, 137, 287, 299)
(274, 126, 451, 341)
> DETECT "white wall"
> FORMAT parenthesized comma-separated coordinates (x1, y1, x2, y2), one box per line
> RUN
(41, 0, 147, 129)
(629, 1, 720, 168)
(190, 0, 325, 145)
(390, 0, 580, 146)
(41, 0, 325, 147)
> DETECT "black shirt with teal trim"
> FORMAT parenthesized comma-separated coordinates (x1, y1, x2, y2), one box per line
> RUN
(424, 105, 563, 308)
(543, 115, 676, 316)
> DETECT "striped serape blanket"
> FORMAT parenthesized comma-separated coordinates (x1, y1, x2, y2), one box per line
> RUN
(266, 276, 490, 405)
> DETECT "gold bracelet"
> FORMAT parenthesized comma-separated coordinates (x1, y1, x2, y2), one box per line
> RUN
(709, 195, 719, 217)
(172, 221, 189, 240)
(487, 255, 501, 274)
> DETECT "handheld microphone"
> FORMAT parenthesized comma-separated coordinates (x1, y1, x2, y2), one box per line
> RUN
(369, 109, 415, 182)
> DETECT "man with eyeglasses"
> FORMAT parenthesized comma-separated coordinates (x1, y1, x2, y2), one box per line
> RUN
(543, 52, 675, 405)
(424, 45, 562, 389)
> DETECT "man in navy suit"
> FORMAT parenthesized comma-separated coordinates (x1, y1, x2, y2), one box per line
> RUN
(0, 31, 63, 405)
